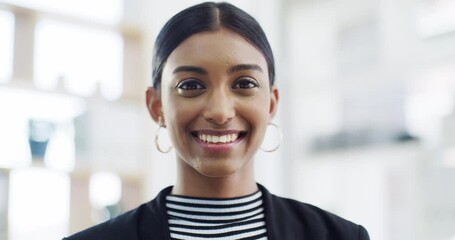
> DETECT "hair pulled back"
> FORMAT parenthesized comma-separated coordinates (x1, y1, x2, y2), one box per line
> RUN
(152, 2, 275, 90)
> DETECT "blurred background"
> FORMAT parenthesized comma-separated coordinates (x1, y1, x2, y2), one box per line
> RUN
(0, 0, 454, 239)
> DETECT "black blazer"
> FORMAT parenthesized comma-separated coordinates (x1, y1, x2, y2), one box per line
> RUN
(64, 184, 369, 239)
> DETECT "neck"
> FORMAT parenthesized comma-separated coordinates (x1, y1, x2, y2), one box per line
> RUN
(172, 158, 258, 198)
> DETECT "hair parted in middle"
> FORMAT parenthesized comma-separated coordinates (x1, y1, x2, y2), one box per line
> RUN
(152, 2, 275, 91)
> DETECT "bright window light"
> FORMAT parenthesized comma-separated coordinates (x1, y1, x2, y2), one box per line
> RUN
(2, 0, 123, 24)
(35, 20, 123, 100)
(0, 10, 14, 84)
(8, 168, 70, 240)
(89, 172, 122, 208)
(418, 0, 455, 37)
(442, 148, 455, 168)
(0, 116, 31, 168)
(44, 121, 76, 172)
(0, 89, 31, 168)
(405, 63, 455, 143)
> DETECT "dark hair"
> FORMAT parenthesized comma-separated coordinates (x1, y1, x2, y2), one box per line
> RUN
(152, 2, 275, 90)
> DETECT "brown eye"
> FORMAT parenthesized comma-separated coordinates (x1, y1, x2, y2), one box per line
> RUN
(232, 78, 259, 89)
(176, 79, 206, 90)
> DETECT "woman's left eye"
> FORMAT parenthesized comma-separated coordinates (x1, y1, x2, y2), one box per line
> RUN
(232, 78, 259, 89)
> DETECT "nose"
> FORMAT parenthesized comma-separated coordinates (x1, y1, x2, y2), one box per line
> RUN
(203, 89, 235, 125)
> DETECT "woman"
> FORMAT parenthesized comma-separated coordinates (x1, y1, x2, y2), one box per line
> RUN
(64, 2, 369, 239)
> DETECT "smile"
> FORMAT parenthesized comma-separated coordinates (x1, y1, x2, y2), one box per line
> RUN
(191, 131, 247, 144)
(198, 133, 238, 143)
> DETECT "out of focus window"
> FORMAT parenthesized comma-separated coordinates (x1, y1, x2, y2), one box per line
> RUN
(8, 168, 70, 240)
(0, 10, 14, 84)
(89, 172, 122, 222)
(1, 0, 127, 239)
(418, 0, 455, 37)
(0, 88, 84, 169)
(34, 20, 123, 100)
(405, 62, 455, 142)
(0, 0, 123, 24)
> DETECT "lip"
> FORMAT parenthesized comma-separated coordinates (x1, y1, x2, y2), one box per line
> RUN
(190, 129, 247, 153)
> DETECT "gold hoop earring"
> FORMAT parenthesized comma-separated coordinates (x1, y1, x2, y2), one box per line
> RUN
(260, 122, 283, 153)
(155, 124, 172, 154)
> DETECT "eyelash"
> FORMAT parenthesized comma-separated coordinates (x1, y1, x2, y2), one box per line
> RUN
(176, 77, 259, 91)
(176, 79, 206, 90)
(232, 78, 259, 89)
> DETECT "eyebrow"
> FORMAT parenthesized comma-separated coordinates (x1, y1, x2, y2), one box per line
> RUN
(172, 64, 263, 75)
(172, 66, 208, 75)
(229, 64, 263, 73)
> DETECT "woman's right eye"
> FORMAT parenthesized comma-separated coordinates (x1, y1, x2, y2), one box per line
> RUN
(176, 79, 206, 90)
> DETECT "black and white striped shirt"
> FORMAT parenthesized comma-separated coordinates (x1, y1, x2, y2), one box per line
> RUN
(165, 190, 268, 240)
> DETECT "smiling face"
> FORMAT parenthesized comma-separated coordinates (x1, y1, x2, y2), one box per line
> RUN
(147, 28, 278, 179)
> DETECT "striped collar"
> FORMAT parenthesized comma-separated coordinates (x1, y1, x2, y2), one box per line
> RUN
(165, 190, 267, 239)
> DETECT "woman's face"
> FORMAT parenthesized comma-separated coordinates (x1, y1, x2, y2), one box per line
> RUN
(148, 28, 278, 178)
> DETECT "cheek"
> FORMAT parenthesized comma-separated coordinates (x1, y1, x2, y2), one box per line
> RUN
(249, 91, 271, 120)
(163, 93, 192, 124)
(238, 94, 271, 139)
(164, 98, 199, 145)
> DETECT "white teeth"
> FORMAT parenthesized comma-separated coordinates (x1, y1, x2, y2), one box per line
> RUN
(197, 133, 239, 143)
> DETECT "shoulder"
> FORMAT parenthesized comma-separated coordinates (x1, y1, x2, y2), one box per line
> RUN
(260, 185, 369, 239)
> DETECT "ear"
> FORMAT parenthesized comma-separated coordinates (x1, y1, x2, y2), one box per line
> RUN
(146, 87, 162, 124)
(269, 86, 279, 120)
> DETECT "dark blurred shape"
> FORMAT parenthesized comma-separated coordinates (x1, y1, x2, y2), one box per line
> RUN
(310, 128, 418, 152)
(28, 120, 55, 160)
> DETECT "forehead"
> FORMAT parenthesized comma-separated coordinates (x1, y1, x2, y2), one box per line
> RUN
(165, 28, 268, 70)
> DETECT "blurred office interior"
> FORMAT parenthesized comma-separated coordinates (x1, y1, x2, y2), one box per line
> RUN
(0, 0, 455, 239)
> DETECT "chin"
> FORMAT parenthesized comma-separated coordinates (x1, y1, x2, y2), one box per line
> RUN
(194, 159, 246, 178)
(196, 164, 240, 178)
